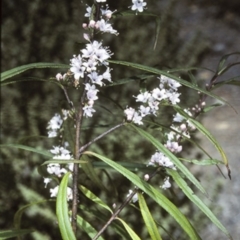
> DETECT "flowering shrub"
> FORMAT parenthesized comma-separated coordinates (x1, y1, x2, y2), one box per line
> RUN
(1, 0, 238, 239)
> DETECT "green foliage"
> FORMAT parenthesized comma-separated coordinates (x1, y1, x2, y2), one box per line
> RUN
(1, 1, 238, 239)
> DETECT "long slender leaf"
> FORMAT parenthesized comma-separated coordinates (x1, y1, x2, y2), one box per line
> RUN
(0, 144, 52, 157)
(130, 124, 207, 195)
(13, 200, 50, 230)
(184, 117, 228, 166)
(0, 229, 34, 239)
(84, 151, 201, 240)
(80, 155, 108, 191)
(116, 218, 141, 240)
(168, 170, 232, 239)
(56, 172, 76, 240)
(1, 62, 69, 82)
(108, 60, 230, 106)
(179, 158, 223, 166)
(79, 185, 113, 213)
(91, 161, 156, 172)
(138, 192, 162, 240)
(78, 206, 131, 240)
(0, 76, 62, 86)
(76, 215, 105, 240)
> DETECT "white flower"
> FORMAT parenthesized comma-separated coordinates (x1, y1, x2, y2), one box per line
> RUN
(50, 146, 72, 158)
(43, 178, 52, 188)
(50, 186, 59, 198)
(124, 107, 135, 121)
(101, 6, 115, 19)
(149, 152, 176, 170)
(131, 0, 147, 13)
(127, 189, 138, 203)
(102, 67, 112, 82)
(135, 91, 150, 103)
(83, 105, 96, 117)
(84, 6, 92, 17)
(139, 105, 151, 117)
(96, 19, 118, 35)
(47, 114, 63, 130)
(167, 91, 180, 105)
(47, 164, 67, 177)
(132, 112, 143, 125)
(82, 58, 98, 72)
(159, 76, 181, 91)
(50, 186, 73, 201)
(152, 88, 167, 101)
(96, 0, 106, 2)
(70, 55, 85, 80)
(88, 72, 104, 86)
(94, 47, 112, 63)
(173, 112, 184, 122)
(165, 141, 182, 153)
(47, 114, 63, 138)
(161, 177, 171, 190)
(56, 73, 63, 81)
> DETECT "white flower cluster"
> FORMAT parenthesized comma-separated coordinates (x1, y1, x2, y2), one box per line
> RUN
(124, 75, 181, 125)
(43, 144, 73, 201)
(149, 151, 176, 170)
(68, 4, 118, 118)
(84, 5, 118, 35)
(47, 114, 63, 138)
(47, 110, 70, 137)
(161, 177, 171, 190)
(131, 0, 147, 13)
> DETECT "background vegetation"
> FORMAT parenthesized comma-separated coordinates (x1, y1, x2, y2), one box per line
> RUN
(1, 0, 239, 239)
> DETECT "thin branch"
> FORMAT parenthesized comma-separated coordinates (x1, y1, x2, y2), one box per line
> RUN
(79, 122, 125, 153)
(71, 81, 87, 235)
(62, 86, 75, 110)
(92, 168, 161, 240)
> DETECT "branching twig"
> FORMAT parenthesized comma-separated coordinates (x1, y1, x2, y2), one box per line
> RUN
(79, 122, 125, 153)
(93, 168, 161, 239)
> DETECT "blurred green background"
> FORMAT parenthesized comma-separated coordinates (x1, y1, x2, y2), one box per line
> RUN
(1, 0, 239, 239)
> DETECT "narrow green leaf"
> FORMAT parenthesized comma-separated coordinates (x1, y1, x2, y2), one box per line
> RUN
(203, 103, 223, 113)
(78, 206, 131, 240)
(80, 155, 108, 191)
(13, 200, 50, 229)
(79, 185, 113, 213)
(186, 118, 228, 166)
(180, 158, 223, 166)
(153, 17, 161, 50)
(0, 229, 34, 239)
(213, 77, 240, 89)
(108, 60, 229, 106)
(130, 124, 207, 195)
(216, 52, 240, 74)
(91, 161, 156, 172)
(76, 215, 105, 240)
(138, 192, 162, 240)
(106, 74, 155, 87)
(116, 218, 141, 240)
(42, 159, 86, 165)
(0, 76, 60, 86)
(1, 62, 69, 82)
(56, 172, 76, 240)
(168, 170, 232, 239)
(0, 144, 52, 157)
(84, 151, 201, 240)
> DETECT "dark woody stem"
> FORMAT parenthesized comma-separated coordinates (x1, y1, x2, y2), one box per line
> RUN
(71, 79, 87, 234)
